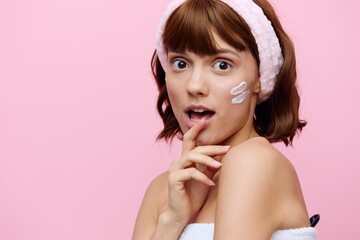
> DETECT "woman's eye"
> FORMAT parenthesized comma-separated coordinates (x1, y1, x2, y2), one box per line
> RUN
(172, 60, 188, 70)
(213, 61, 231, 71)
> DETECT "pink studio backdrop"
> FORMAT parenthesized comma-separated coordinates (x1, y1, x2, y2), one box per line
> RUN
(0, 0, 359, 239)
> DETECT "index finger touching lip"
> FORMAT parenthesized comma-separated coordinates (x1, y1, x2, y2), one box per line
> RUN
(185, 118, 206, 139)
(182, 118, 206, 151)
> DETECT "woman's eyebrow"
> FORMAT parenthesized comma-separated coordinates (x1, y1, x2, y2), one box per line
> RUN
(215, 49, 242, 58)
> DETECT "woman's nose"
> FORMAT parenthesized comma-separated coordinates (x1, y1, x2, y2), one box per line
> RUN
(186, 68, 209, 97)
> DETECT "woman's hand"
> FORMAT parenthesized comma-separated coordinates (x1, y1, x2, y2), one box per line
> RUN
(165, 118, 230, 227)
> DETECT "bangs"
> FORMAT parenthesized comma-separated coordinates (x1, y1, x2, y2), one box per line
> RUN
(162, 0, 256, 58)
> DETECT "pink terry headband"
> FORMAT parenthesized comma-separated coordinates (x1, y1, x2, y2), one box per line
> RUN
(156, 0, 284, 103)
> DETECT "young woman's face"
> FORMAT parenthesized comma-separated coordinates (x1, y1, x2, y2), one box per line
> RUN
(166, 32, 260, 146)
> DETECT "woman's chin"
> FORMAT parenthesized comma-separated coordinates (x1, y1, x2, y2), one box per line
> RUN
(195, 133, 216, 146)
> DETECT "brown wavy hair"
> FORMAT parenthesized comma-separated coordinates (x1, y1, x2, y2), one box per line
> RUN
(152, 0, 306, 146)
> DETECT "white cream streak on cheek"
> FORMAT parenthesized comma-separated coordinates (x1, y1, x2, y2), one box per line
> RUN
(230, 81, 249, 104)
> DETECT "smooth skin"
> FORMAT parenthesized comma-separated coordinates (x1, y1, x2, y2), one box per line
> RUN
(133, 32, 309, 239)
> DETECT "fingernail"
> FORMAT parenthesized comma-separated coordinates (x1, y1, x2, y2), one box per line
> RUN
(209, 180, 215, 186)
(212, 160, 222, 167)
(195, 118, 205, 126)
(222, 145, 230, 150)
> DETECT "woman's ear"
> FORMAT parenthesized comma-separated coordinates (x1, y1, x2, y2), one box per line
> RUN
(253, 79, 261, 94)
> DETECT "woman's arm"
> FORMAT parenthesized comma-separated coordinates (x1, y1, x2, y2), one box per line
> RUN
(214, 137, 309, 239)
(132, 172, 168, 239)
(133, 172, 188, 240)
(133, 119, 229, 239)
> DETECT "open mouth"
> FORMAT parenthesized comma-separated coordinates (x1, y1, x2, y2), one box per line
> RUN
(187, 108, 215, 121)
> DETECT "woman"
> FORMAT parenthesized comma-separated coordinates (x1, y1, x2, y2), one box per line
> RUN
(133, 0, 318, 239)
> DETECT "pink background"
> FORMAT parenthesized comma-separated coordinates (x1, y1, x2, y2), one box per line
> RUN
(0, 0, 359, 239)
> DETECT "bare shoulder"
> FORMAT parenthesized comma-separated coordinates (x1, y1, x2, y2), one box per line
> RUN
(224, 136, 292, 174)
(214, 137, 309, 238)
(132, 171, 169, 239)
(225, 137, 310, 220)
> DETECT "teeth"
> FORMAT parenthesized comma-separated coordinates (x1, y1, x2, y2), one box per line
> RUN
(192, 109, 206, 113)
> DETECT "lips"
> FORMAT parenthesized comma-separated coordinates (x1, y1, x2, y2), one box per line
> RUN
(185, 105, 215, 128)
(188, 108, 215, 120)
